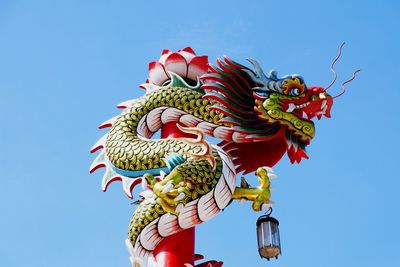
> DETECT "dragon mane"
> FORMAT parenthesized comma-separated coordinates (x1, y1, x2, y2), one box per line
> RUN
(201, 57, 307, 174)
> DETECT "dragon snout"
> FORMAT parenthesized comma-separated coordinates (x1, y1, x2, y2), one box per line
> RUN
(303, 86, 333, 120)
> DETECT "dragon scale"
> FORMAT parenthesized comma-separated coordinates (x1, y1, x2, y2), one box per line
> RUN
(106, 86, 230, 171)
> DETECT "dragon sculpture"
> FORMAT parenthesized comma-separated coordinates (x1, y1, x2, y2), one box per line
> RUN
(90, 47, 338, 266)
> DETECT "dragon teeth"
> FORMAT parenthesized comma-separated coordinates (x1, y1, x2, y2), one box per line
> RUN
(315, 102, 329, 118)
(287, 102, 310, 112)
(302, 111, 309, 119)
(286, 103, 296, 112)
(322, 103, 328, 113)
(321, 100, 327, 109)
(296, 102, 310, 109)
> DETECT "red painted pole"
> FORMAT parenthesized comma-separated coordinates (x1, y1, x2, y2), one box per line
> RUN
(153, 228, 195, 267)
(154, 122, 195, 267)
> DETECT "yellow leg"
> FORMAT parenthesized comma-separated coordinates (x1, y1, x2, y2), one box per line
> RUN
(231, 167, 274, 211)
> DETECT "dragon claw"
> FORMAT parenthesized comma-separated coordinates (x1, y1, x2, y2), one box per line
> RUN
(141, 177, 148, 189)
(175, 203, 184, 213)
(143, 173, 157, 189)
(268, 173, 277, 179)
(261, 166, 274, 173)
(174, 192, 186, 202)
(260, 167, 277, 179)
(149, 169, 189, 213)
(161, 183, 174, 194)
(159, 170, 167, 180)
(232, 166, 275, 212)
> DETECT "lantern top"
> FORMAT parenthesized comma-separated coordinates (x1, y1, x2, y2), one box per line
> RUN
(256, 215, 279, 226)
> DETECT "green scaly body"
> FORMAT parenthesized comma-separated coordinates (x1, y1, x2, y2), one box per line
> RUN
(105, 86, 225, 246)
(106, 87, 223, 170)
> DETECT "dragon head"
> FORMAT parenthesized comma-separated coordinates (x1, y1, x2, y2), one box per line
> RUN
(202, 56, 336, 172)
(246, 60, 333, 162)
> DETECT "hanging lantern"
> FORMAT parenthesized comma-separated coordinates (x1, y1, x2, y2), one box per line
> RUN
(256, 208, 281, 260)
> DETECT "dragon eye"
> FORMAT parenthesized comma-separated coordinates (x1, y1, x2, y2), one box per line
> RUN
(289, 87, 301, 96)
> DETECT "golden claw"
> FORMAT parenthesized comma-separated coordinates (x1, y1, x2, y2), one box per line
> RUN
(146, 170, 187, 215)
(231, 167, 274, 212)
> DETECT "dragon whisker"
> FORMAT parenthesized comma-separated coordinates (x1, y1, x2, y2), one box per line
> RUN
(326, 42, 345, 90)
(333, 69, 361, 99)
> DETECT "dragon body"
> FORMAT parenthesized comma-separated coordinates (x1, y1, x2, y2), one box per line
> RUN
(90, 47, 333, 266)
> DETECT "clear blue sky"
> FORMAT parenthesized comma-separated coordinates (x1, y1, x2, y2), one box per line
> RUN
(0, 0, 399, 266)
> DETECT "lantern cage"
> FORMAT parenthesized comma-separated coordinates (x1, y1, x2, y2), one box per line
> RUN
(256, 209, 281, 260)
